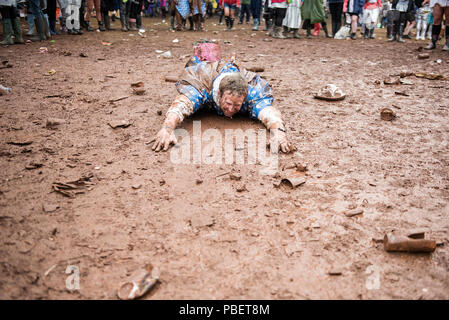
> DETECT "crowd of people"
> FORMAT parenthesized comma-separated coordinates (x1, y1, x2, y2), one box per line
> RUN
(1, 0, 448, 50)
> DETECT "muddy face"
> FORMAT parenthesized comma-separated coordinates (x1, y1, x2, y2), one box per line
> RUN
(218, 90, 245, 118)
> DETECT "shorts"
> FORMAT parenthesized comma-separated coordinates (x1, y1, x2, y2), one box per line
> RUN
(348, 12, 360, 16)
(224, 3, 236, 10)
(406, 11, 415, 22)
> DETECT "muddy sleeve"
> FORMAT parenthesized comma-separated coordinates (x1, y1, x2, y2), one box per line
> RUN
(245, 76, 284, 129)
(166, 84, 207, 122)
(246, 75, 274, 119)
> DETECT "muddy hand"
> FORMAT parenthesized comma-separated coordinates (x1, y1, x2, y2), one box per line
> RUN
(273, 130, 295, 153)
(151, 127, 177, 152)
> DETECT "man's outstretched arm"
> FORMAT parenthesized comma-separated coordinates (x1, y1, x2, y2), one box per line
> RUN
(247, 76, 295, 153)
(258, 106, 294, 153)
(151, 94, 195, 152)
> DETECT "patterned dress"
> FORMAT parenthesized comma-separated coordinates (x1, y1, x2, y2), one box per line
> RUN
(193, 0, 207, 16)
(283, 0, 302, 29)
(176, 0, 191, 19)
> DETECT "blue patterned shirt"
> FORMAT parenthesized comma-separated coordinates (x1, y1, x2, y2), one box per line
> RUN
(175, 58, 274, 120)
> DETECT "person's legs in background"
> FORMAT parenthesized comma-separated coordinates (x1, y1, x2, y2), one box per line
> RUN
(128, 0, 139, 30)
(250, 0, 261, 30)
(1, 6, 15, 45)
(350, 13, 358, 39)
(86, 0, 105, 30)
(28, 0, 47, 41)
(272, 7, 286, 38)
(329, 2, 343, 37)
(443, 5, 449, 50)
(135, 0, 143, 29)
(26, 10, 35, 35)
(120, 0, 129, 31)
(47, 0, 58, 34)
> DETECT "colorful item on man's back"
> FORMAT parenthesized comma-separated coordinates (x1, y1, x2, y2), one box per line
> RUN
(193, 42, 222, 62)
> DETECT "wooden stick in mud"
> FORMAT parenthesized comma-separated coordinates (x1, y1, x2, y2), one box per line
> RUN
(164, 76, 179, 83)
(246, 67, 265, 73)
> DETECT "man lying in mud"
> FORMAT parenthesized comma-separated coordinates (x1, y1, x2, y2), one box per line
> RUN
(151, 54, 294, 153)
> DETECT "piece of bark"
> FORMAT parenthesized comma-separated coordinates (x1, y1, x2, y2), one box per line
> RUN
(46, 118, 66, 127)
(246, 66, 265, 72)
(7, 138, 33, 146)
(164, 75, 179, 83)
(344, 209, 363, 217)
(108, 120, 131, 129)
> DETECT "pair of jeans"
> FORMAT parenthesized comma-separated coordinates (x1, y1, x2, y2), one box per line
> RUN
(28, 0, 45, 19)
(251, 0, 262, 20)
(239, 4, 250, 23)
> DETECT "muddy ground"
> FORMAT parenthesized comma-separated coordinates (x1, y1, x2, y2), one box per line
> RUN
(0, 16, 449, 300)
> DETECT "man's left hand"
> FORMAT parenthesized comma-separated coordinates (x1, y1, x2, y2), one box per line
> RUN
(272, 129, 295, 153)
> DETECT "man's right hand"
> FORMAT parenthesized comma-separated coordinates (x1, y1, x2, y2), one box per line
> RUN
(151, 127, 178, 152)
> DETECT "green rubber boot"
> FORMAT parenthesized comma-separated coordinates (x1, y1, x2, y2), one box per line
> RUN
(1, 19, 15, 45)
(12, 18, 25, 44)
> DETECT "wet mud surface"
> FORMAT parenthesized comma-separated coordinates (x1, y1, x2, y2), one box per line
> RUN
(0, 17, 449, 299)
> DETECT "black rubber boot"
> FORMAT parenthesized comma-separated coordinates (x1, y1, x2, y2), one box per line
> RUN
(306, 25, 312, 38)
(293, 28, 300, 38)
(283, 26, 291, 38)
(170, 16, 175, 30)
(225, 16, 230, 30)
(397, 23, 405, 42)
(369, 28, 375, 39)
(103, 13, 112, 30)
(136, 14, 142, 30)
(264, 19, 272, 31)
(230, 18, 234, 30)
(322, 22, 332, 38)
(425, 24, 441, 49)
(98, 21, 106, 31)
(388, 23, 397, 41)
(188, 16, 194, 30)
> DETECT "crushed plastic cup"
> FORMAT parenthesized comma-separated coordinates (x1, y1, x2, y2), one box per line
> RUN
(158, 51, 172, 59)
(39, 47, 48, 53)
(0, 85, 12, 95)
(172, 39, 179, 43)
